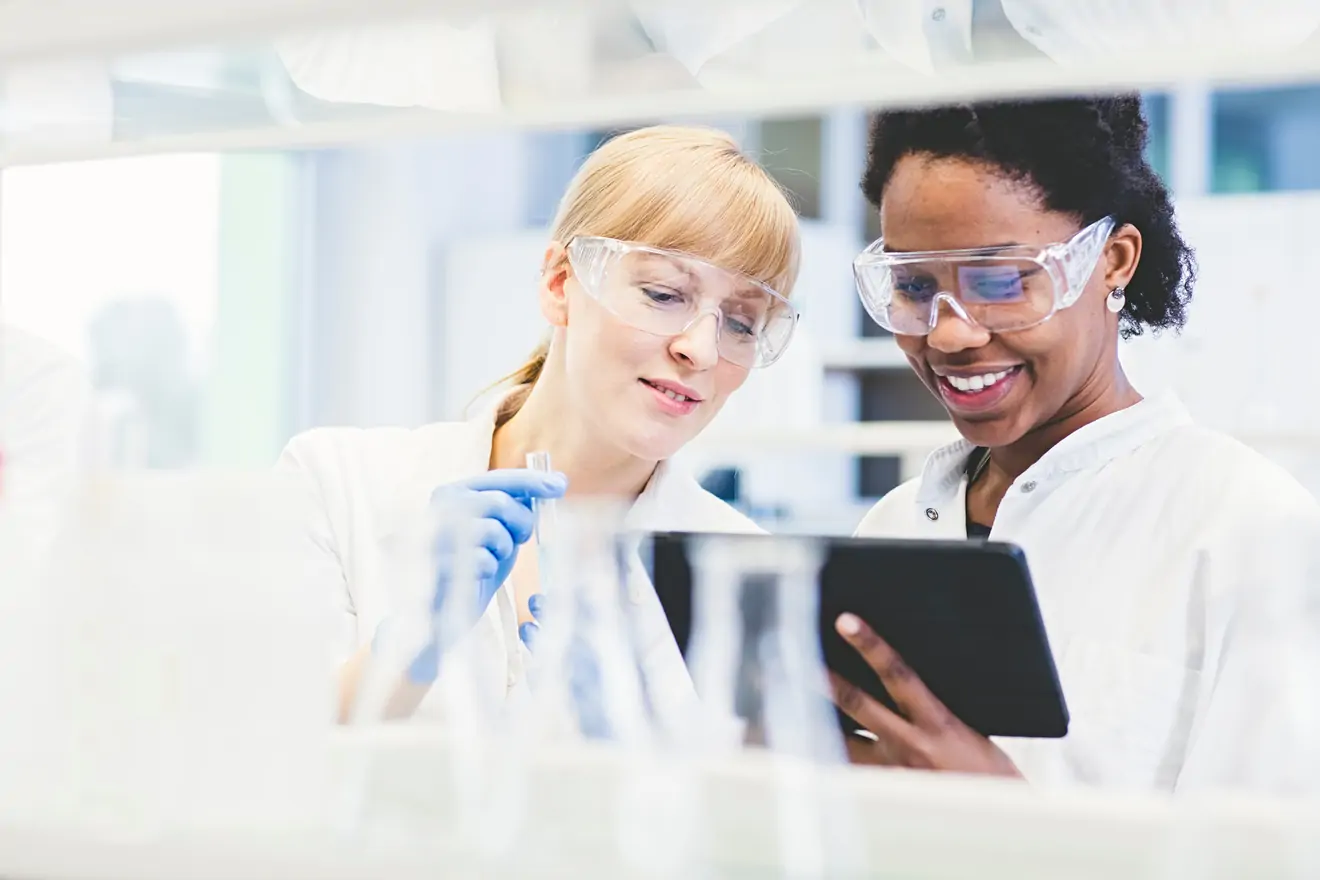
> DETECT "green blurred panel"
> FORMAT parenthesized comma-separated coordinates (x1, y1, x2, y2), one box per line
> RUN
(202, 152, 295, 467)
(1142, 93, 1172, 186)
(759, 116, 824, 220)
(1210, 85, 1320, 193)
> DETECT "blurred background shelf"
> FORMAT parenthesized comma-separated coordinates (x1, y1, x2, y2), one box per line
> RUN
(5, 1, 1320, 165)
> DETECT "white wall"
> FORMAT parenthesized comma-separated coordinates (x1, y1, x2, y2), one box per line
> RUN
(436, 229, 549, 419)
(302, 145, 435, 430)
(302, 134, 539, 431)
(1121, 191, 1320, 496)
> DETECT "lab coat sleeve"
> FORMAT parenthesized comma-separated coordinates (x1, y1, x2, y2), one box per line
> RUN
(1175, 501, 1320, 794)
(275, 435, 357, 662)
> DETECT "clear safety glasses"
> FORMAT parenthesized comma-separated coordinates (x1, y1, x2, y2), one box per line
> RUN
(566, 236, 799, 369)
(852, 216, 1116, 336)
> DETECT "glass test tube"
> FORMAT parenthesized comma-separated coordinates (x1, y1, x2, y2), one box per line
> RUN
(526, 451, 558, 592)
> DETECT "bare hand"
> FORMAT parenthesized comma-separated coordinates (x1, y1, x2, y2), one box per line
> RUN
(830, 613, 1023, 778)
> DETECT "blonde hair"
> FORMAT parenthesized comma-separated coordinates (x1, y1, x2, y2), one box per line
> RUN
(492, 125, 801, 426)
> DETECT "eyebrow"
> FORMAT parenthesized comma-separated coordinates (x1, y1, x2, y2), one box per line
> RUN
(633, 252, 696, 280)
(728, 285, 778, 302)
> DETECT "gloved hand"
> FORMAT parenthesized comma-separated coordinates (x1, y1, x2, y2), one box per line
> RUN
(519, 593, 545, 649)
(405, 468, 566, 682)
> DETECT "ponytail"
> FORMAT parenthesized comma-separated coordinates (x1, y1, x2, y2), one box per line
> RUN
(488, 338, 549, 428)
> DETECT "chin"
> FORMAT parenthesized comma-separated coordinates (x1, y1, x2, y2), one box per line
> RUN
(949, 413, 1024, 449)
(619, 421, 697, 463)
(623, 433, 688, 463)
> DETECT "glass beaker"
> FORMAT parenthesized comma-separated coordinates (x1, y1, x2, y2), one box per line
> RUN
(515, 498, 701, 877)
(684, 533, 864, 878)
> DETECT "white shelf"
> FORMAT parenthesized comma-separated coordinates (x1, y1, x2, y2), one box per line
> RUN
(0, 0, 501, 62)
(3, 1, 1320, 164)
(693, 421, 1320, 458)
(692, 420, 959, 456)
(2, 731, 1314, 879)
(819, 336, 910, 371)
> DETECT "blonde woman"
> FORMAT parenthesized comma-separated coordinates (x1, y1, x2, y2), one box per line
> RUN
(279, 126, 801, 723)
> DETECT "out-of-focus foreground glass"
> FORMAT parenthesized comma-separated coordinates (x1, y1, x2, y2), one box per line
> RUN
(2, 1, 1320, 163)
(1, 1, 1320, 874)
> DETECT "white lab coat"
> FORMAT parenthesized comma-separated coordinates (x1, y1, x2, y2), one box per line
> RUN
(277, 394, 762, 722)
(855, 393, 1320, 793)
(856, 0, 1320, 71)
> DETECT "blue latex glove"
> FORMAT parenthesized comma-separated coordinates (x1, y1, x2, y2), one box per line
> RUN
(517, 593, 612, 738)
(519, 593, 545, 650)
(405, 469, 566, 682)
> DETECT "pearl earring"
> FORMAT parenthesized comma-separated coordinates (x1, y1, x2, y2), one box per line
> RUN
(1107, 287, 1126, 313)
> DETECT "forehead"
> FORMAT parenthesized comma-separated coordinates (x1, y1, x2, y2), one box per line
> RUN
(878, 155, 1078, 253)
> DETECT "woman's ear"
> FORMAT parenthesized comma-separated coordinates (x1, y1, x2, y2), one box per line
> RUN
(1104, 223, 1142, 292)
(539, 242, 570, 327)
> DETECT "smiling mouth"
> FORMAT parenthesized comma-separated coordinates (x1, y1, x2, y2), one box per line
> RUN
(640, 379, 700, 404)
(941, 367, 1018, 394)
(934, 366, 1023, 413)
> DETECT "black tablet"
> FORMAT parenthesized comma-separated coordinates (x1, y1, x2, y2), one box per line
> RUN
(645, 532, 1068, 739)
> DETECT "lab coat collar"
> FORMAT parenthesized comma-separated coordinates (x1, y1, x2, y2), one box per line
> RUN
(859, 0, 974, 73)
(914, 392, 1194, 510)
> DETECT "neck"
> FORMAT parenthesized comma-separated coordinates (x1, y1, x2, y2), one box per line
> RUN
(988, 362, 1142, 483)
(490, 380, 658, 500)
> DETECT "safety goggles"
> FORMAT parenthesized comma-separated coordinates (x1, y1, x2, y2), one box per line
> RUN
(852, 216, 1116, 336)
(566, 236, 799, 369)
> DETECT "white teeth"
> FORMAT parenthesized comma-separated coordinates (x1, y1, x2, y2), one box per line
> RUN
(946, 368, 1014, 393)
(651, 383, 691, 402)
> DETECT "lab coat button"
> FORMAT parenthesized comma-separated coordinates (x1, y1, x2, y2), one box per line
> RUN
(925, 508, 940, 521)
(931, 7, 946, 21)
(1021, 481, 1037, 493)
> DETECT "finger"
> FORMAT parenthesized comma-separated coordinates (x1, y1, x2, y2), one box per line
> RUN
(528, 593, 545, 621)
(472, 491, 538, 545)
(463, 469, 568, 500)
(828, 671, 921, 751)
(835, 613, 956, 730)
(845, 731, 902, 767)
(436, 546, 499, 585)
(519, 621, 539, 650)
(472, 517, 515, 562)
(432, 547, 499, 613)
(434, 518, 509, 561)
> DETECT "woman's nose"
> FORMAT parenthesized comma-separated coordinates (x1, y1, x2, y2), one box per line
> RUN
(925, 296, 990, 353)
(668, 310, 721, 369)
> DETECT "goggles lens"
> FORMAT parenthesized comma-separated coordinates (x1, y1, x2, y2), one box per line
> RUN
(854, 216, 1114, 336)
(567, 236, 798, 369)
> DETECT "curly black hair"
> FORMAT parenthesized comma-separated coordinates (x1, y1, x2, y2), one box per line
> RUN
(862, 95, 1195, 338)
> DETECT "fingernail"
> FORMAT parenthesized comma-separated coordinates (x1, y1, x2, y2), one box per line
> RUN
(836, 613, 862, 637)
